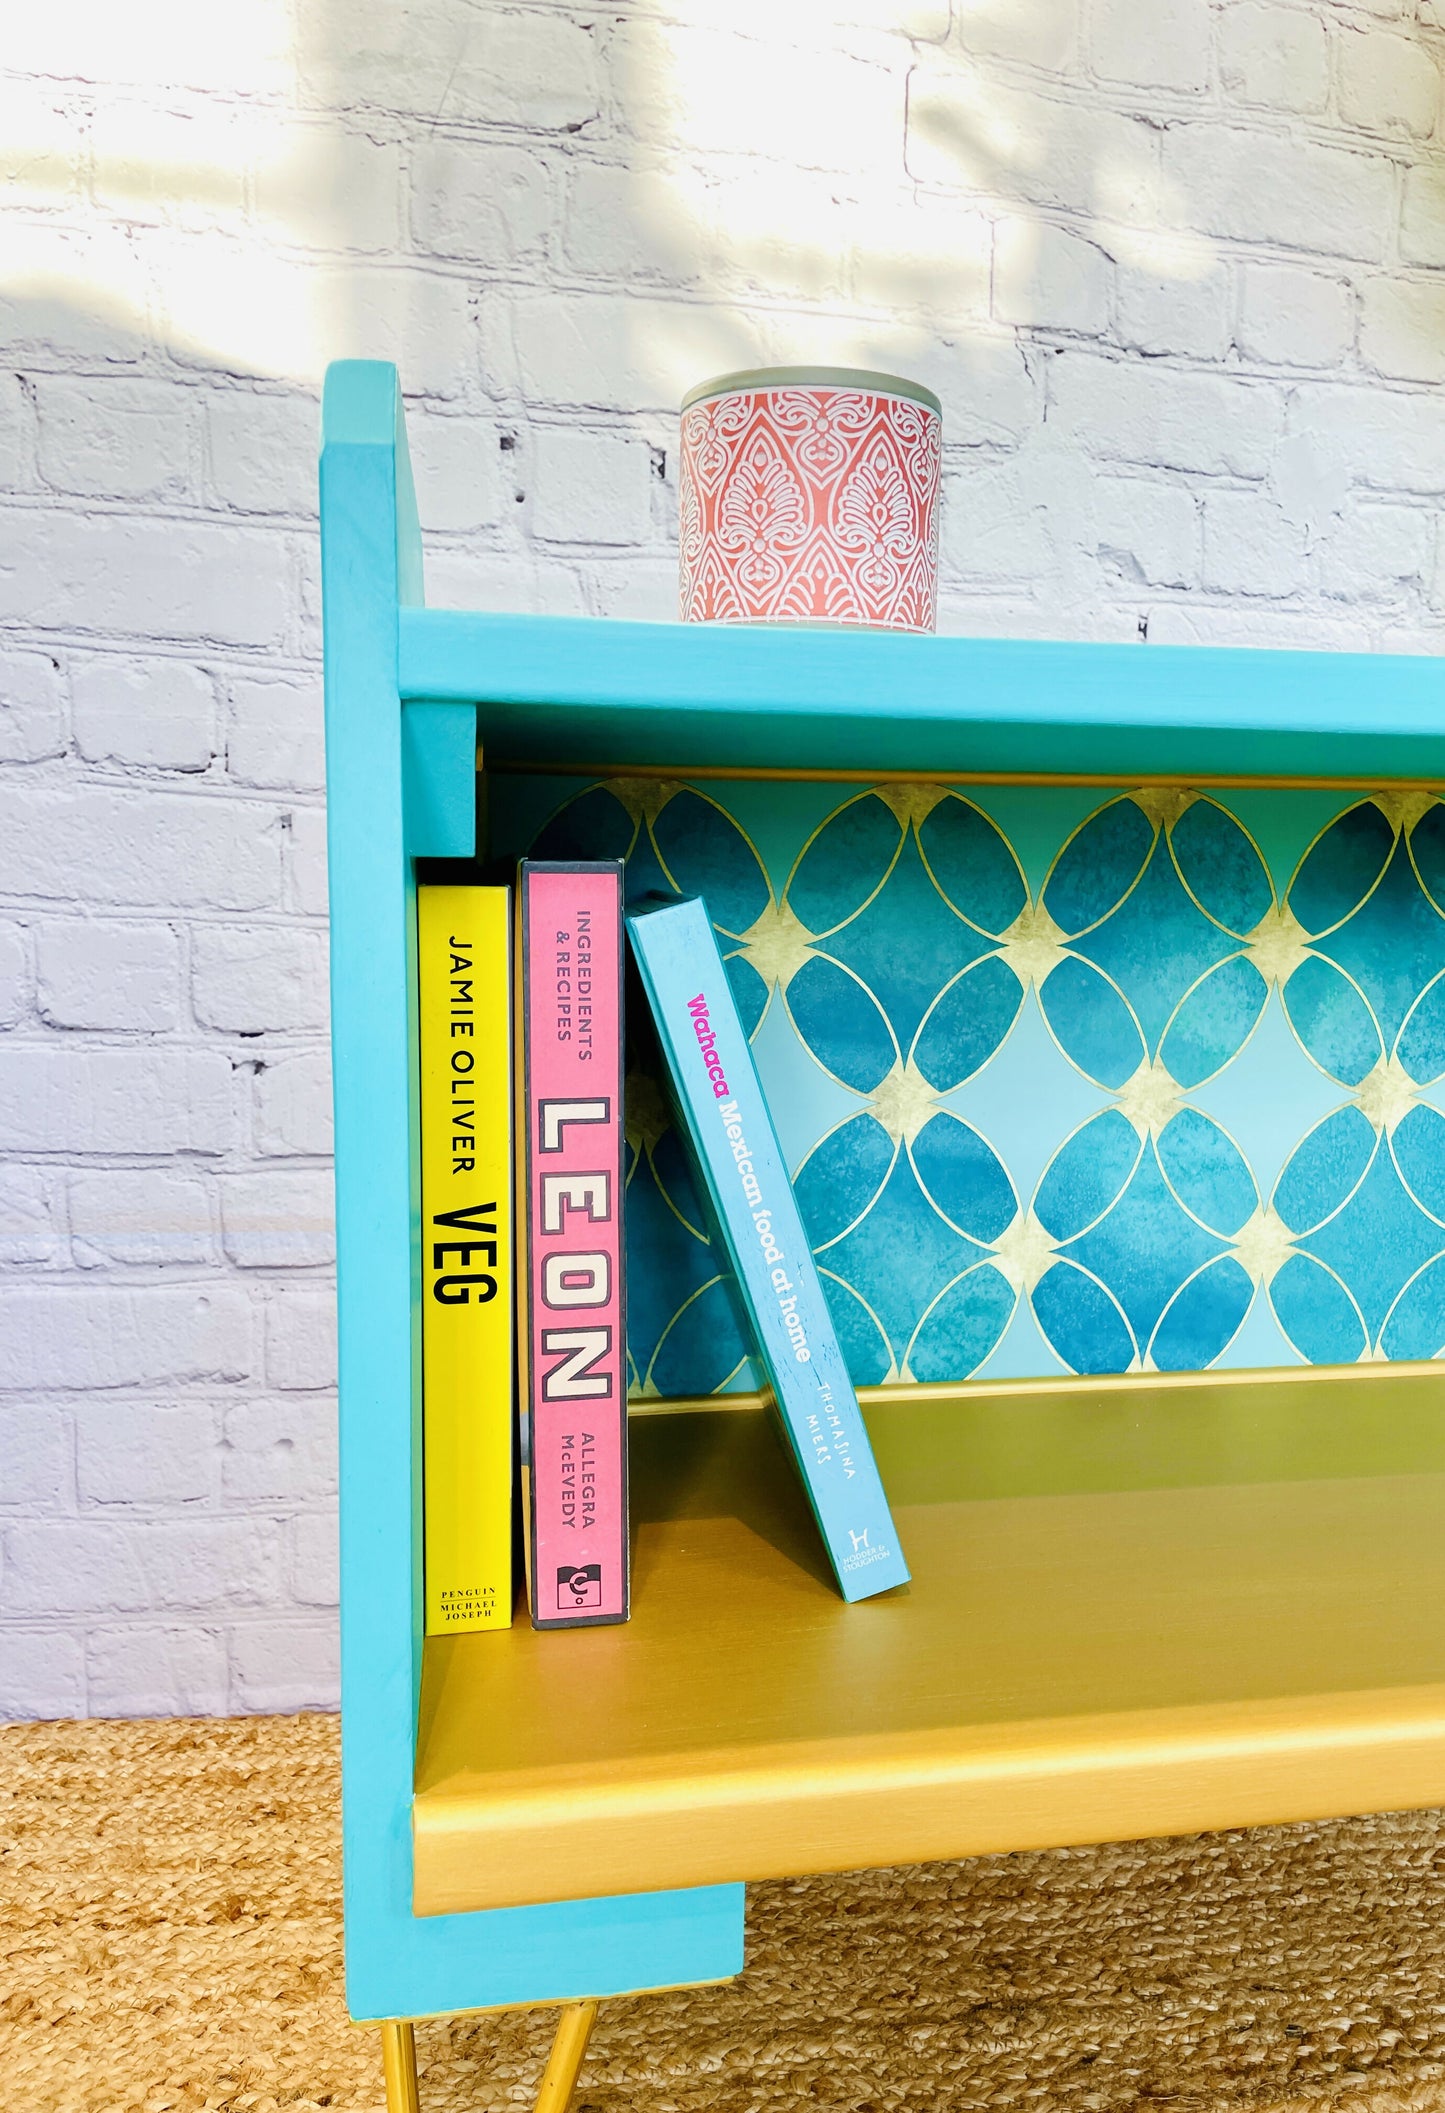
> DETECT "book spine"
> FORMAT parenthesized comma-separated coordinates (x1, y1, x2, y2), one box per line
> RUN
(518, 862, 628, 1629)
(627, 896, 909, 1603)
(418, 885, 513, 1634)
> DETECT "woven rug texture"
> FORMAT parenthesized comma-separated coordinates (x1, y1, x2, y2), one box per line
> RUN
(2, 1713, 1445, 2113)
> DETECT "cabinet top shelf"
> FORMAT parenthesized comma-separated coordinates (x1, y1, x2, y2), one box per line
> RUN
(322, 361, 1445, 783)
(402, 607, 1445, 782)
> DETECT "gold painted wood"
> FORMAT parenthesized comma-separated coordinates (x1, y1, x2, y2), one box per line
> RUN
(380, 2021, 420, 2113)
(414, 1376, 1445, 1917)
(534, 2002, 599, 2113)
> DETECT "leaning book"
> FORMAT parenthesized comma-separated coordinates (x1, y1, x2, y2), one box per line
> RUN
(418, 884, 514, 1634)
(626, 893, 910, 1604)
(516, 860, 629, 1630)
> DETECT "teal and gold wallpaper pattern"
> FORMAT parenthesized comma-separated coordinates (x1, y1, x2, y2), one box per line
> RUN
(494, 773, 1445, 1395)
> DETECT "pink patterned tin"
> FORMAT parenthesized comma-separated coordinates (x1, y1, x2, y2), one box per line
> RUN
(679, 366, 942, 633)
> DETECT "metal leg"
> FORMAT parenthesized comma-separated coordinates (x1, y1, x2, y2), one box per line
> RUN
(534, 2000, 599, 2113)
(380, 2019, 421, 2113)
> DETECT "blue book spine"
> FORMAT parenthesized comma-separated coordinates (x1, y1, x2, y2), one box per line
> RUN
(626, 895, 910, 1603)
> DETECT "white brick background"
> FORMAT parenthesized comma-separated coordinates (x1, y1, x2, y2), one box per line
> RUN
(4, 0, 1445, 1719)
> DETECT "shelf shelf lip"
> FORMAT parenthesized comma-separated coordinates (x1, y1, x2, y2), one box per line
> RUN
(412, 1679, 1445, 1917)
(399, 611, 1445, 780)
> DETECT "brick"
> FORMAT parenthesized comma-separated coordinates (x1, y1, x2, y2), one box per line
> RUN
(0, 921, 28, 1028)
(290, 1512, 338, 1606)
(0, 1284, 250, 1389)
(36, 918, 181, 1031)
(1220, 5, 1329, 112)
(1160, 125, 1396, 261)
(0, 649, 66, 763)
(1286, 382, 1445, 494)
(1336, 27, 1439, 139)
(2, 1518, 278, 1613)
(0, 224, 148, 367)
(1237, 263, 1354, 369)
(1048, 355, 1283, 476)
(1146, 602, 1373, 651)
(0, 785, 279, 911)
(1361, 279, 1445, 384)
(952, 0, 1078, 68)
(408, 413, 507, 536)
(531, 430, 653, 546)
(288, 808, 330, 920)
(77, 1401, 218, 1505)
(192, 924, 329, 1034)
(0, 1630, 85, 1721)
(305, 265, 475, 400)
(585, 557, 683, 623)
(993, 218, 1109, 335)
(11, 6, 290, 91)
(254, 1049, 333, 1158)
(228, 1617, 338, 1712)
(221, 1397, 337, 1502)
(0, 1047, 234, 1155)
(1402, 168, 1445, 268)
(69, 1169, 215, 1268)
(412, 141, 554, 268)
(0, 81, 85, 200)
(1320, 501, 1433, 599)
(298, 1, 599, 128)
(941, 458, 1056, 583)
(71, 656, 217, 772)
(253, 125, 401, 254)
(1094, 478, 1200, 589)
(227, 675, 324, 792)
(34, 376, 193, 502)
(424, 549, 589, 618)
(207, 391, 318, 519)
(1202, 489, 1310, 596)
(848, 193, 990, 321)
(85, 1624, 228, 1716)
(0, 1168, 60, 1266)
(92, 99, 247, 225)
(1092, 0, 1212, 91)
(562, 162, 696, 289)
(510, 289, 774, 415)
(0, 509, 292, 648)
(265, 1290, 337, 1390)
(222, 1169, 335, 1269)
(610, 22, 899, 174)
(0, 372, 32, 490)
(908, 62, 1159, 219)
(1116, 253, 1230, 359)
(0, 1406, 69, 1508)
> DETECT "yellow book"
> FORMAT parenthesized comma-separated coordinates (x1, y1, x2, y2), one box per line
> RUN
(419, 884, 513, 1633)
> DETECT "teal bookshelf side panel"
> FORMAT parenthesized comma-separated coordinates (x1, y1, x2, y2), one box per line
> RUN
(323, 361, 743, 2023)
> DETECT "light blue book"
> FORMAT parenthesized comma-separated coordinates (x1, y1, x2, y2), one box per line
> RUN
(626, 894, 910, 1603)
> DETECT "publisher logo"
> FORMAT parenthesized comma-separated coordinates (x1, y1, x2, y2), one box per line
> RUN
(557, 1563, 603, 1610)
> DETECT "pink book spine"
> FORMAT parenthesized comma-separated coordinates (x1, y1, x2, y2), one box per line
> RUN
(521, 862, 628, 1628)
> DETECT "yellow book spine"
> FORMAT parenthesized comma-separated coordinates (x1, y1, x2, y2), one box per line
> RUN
(419, 885, 513, 1633)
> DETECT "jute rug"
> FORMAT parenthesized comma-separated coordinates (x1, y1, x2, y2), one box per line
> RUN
(3, 1715, 1445, 2113)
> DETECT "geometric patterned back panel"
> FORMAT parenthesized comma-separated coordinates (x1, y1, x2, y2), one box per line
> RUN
(494, 773, 1445, 1395)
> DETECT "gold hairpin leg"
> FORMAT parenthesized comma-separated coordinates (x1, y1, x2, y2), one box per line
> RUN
(380, 2019, 420, 2113)
(534, 2000, 599, 2113)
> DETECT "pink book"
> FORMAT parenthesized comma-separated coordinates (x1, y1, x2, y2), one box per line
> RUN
(517, 861, 628, 1629)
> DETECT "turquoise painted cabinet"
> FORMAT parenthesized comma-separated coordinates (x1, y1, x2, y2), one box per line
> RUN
(321, 359, 1445, 2024)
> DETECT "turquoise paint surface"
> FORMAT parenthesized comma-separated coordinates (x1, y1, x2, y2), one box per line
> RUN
(491, 773, 1445, 1389)
(322, 362, 742, 2023)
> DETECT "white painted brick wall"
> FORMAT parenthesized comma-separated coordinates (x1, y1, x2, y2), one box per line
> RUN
(4, 0, 1445, 1720)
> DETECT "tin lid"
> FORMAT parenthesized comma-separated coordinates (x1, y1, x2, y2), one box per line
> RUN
(681, 365, 942, 416)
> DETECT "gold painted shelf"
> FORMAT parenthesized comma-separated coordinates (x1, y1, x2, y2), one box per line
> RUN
(415, 1368, 1445, 1917)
